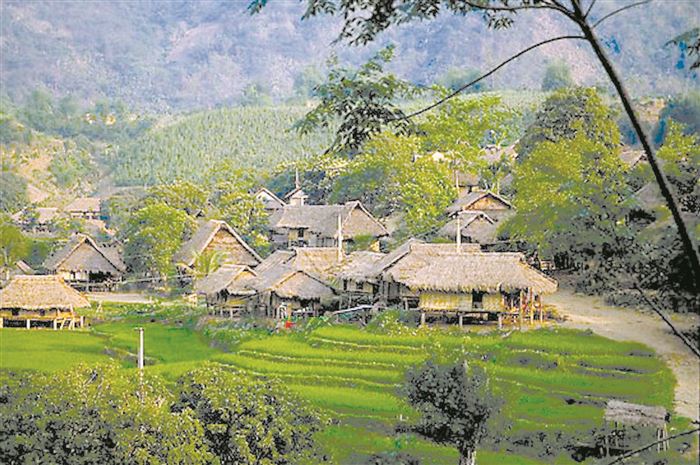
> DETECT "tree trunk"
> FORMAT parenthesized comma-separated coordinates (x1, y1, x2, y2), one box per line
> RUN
(459, 449, 476, 465)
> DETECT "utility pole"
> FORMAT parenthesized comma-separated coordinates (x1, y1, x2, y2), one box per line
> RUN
(337, 213, 343, 262)
(135, 327, 144, 370)
(456, 214, 461, 254)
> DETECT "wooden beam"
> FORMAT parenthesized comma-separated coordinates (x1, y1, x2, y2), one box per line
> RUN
(26, 319, 31, 329)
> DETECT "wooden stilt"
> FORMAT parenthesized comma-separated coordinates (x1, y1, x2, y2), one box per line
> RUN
(420, 312, 426, 327)
(53, 319, 58, 330)
(458, 314, 463, 328)
(498, 314, 503, 330)
(0, 317, 3, 328)
(80, 315, 84, 328)
(26, 319, 31, 329)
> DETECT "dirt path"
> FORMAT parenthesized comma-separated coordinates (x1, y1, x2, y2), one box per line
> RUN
(547, 288, 699, 421)
(87, 292, 155, 304)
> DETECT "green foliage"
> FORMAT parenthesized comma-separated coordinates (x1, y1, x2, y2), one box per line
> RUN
(437, 67, 490, 93)
(0, 364, 212, 465)
(174, 365, 326, 464)
(148, 180, 209, 217)
(240, 82, 273, 107)
(406, 361, 500, 464)
(0, 171, 27, 213)
(123, 201, 195, 276)
(48, 141, 96, 188)
(541, 61, 573, 91)
(112, 106, 333, 186)
(517, 87, 620, 161)
(297, 46, 419, 153)
(657, 122, 700, 217)
(0, 215, 30, 270)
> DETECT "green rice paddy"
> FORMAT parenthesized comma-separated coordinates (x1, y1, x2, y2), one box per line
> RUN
(0, 315, 683, 464)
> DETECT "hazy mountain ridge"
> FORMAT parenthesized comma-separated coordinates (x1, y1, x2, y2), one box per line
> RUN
(1, 0, 697, 110)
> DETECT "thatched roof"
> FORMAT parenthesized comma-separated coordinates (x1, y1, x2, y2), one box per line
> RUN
(0, 275, 90, 310)
(362, 240, 481, 282)
(290, 247, 343, 280)
(252, 265, 335, 300)
(256, 250, 295, 273)
(632, 183, 664, 211)
(27, 184, 49, 204)
(336, 251, 385, 281)
(284, 187, 308, 201)
(14, 260, 35, 275)
(388, 252, 558, 294)
(173, 220, 261, 268)
(65, 197, 101, 213)
(437, 212, 500, 244)
(44, 234, 126, 274)
(604, 400, 668, 428)
(447, 191, 513, 214)
(194, 265, 257, 296)
(255, 188, 286, 210)
(36, 207, 60, 224)
(268, 201, 388, 239)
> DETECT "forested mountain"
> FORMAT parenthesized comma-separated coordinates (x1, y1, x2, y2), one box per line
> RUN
(1, 0, 696, 110)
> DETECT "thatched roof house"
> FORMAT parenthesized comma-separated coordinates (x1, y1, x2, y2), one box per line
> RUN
(604, 400, 668, 428)
(0, 275, 90, 311)
(194, 265, 257, 312)
(174, 220, 262, 270)
(388, 253, 558, 295)
(252, 264, 336, 317)
(44, 234, 125, 288)
(255, 188, 286, 211)
(65, 197, 101, 219)
(336, 251, 385, 295)
(620, 148, 647, 169)
(482, 144, 518, 164)
(268, 201, 388, 249)
(437, 211, 500, 244)
(446, 191, 513, 216)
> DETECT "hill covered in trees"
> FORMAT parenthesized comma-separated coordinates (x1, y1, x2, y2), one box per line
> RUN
(1, 0, 696, 110)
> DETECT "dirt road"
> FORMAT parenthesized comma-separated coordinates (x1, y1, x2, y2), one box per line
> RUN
(548, 288, 699, 421)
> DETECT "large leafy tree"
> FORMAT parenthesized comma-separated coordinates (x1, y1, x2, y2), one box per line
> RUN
(517, 87, 619, 160)
(174, 365, 326, 465)
(405, 361, 500, 465)
(0, 364, 212, 465)
(0, 215, 30, 277)
(123, 201, 195, 277)
(0, 171, 28, 213)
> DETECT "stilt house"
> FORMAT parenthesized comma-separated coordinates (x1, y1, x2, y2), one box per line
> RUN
(0, 275, 90, 329)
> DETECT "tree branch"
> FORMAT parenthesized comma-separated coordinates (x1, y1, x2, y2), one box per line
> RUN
(605, 427, 700, 464)
(632, 284, 700, 359)
(584, 0, 598, 18)
(591, 0, 652, 29)
(462, 0, 575, 20)
(393, 35, 586, 122)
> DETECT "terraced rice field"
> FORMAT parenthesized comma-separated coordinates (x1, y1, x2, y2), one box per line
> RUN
(1, 321, 684, 464)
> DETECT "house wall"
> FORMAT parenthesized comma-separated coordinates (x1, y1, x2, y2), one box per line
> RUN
(205, 229, 259, 266)
(483, 293, 504, 311)
(342, 207, 385, 238)
(419, 292, 472, 311)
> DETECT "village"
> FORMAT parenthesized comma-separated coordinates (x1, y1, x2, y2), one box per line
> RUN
(2, 159, 560, 331)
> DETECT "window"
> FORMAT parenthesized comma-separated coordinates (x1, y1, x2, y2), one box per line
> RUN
(472, 291, 485, 309)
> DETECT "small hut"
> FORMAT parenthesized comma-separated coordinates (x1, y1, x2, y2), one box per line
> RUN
(252, 265, 335, 319)
(337, 251, 385, 296)
(0, 275, 90, 329)
(267, 201, 388, 249)
(603, 400, 670, 456)
(65, 197, 101, 220)
(446, 191, 514, 220)
(43, 234, 126, 290)
(174, 220, 262, 275)
(437, 211, 500, 244)
(194, 265, 257, 317)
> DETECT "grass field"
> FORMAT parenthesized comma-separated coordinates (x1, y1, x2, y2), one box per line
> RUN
(0, 316, 687, 464)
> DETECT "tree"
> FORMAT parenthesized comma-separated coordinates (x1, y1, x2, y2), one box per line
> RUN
(0, 216, 30, 278)
(123, 201, 194, 277)
(191, 250, 225, 278)
(0, 171, 28, 213)
(174, 365, 326, 465)
(405, 361, 500, 465)
(505, 130, 632, 290)
(437, 68, 490, 93)
(148, 180, 210, 217)
(0, 364, 212, 465)
(250, 0, 700, 288)
(541, 60, 573, 91)
(517, 87, 619, 160)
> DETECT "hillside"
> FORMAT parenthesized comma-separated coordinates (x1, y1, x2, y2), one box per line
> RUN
(111, 106, 335, 186)
(1, 0, 697, 110)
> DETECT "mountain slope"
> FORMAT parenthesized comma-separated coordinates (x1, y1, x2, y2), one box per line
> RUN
(1, 0, 697, 110)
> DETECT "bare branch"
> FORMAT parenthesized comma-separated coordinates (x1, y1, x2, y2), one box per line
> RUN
(584, 0, 598, 18)
(462, 0, 575, 19)
(633, 284, 700, 359)
(591, 0, 653, 29)
(393, 35, 586, 122)
(605, 427, 700, 464)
